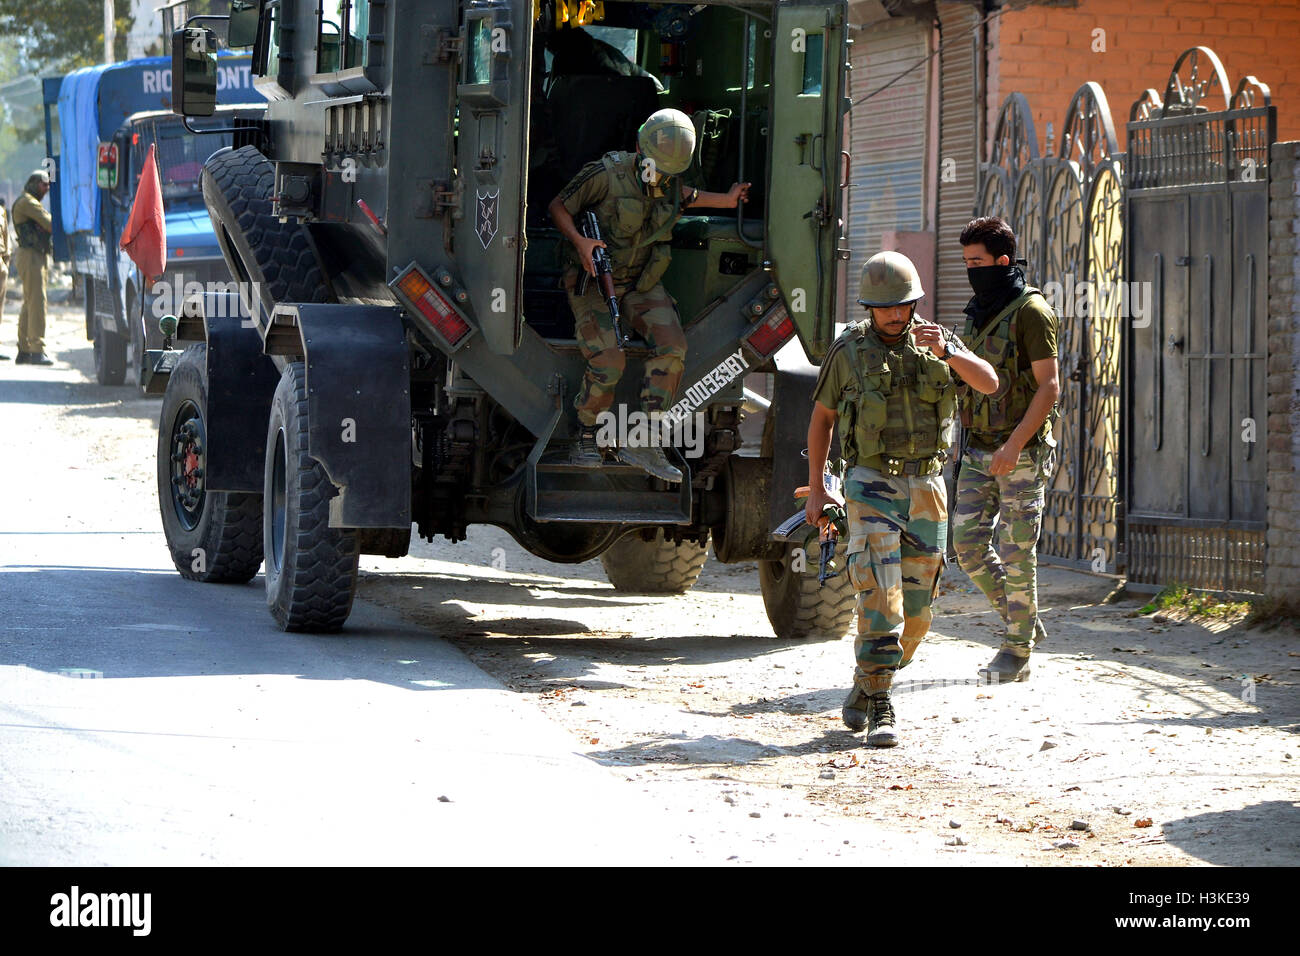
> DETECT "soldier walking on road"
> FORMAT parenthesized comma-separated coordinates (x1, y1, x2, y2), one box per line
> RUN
(804, 252, 998, 746)
(548, 108, 749, 482)
(12, 170, 55, 366)
(952, 217, 1061, 684)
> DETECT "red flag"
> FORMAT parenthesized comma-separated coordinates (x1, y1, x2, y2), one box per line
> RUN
(119, 143, 167, 284)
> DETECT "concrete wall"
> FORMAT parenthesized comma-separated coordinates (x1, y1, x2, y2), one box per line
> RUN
(1267, 139, 1300, 600)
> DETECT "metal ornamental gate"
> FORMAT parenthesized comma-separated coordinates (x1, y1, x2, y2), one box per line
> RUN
(977, 47, 1274, 592)
(977, 84, 1124, 573)
(1123, 48, 1275, 593)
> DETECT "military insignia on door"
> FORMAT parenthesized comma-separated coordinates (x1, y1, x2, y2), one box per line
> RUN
(476, 188, 499, 249)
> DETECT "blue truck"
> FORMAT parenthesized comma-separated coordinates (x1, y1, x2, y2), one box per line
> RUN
(42, 54, 265, 387)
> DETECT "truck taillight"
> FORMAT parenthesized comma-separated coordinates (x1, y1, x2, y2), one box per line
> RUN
(392, 266, 473, 349)
(745, 304, 794, 357)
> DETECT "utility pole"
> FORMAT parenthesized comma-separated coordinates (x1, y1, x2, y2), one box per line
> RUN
(104, 0, 116, 64)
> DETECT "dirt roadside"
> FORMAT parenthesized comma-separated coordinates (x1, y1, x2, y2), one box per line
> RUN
(28, 298, 1300, 866)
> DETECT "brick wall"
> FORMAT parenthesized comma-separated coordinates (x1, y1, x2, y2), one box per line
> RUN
(1267, 140, 1300, 601)
(988, 0, 1300, 155)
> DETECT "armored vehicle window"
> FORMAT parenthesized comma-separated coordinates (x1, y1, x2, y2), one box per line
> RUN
(466, 18, 492, 86)
(317, 0, 369, 72)
(801, 34, 824, 95)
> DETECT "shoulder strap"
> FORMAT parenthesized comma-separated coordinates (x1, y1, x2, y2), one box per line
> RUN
(965, 288, 1035, 352)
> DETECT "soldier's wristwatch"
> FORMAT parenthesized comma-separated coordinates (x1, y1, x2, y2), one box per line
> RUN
(941, 328, 967, 360)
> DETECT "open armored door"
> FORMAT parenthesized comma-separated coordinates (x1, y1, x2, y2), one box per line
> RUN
(768, 0, 849, 361)
(453, 0, 532, 355)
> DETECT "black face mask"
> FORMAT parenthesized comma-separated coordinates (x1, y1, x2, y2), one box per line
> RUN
(966, 264, 1020, 304)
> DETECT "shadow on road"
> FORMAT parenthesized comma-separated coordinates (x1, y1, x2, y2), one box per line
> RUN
(1162, 800, 1300, 865)
(0, 566, 518, 695)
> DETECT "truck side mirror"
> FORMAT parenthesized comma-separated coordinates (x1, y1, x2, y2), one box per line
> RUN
(228, 0, 262, 49)
(171, 27, 218, 117)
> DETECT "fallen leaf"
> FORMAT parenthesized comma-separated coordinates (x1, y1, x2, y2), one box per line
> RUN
(588, 737, 600, 745)
(1134, 817, 1154, 828)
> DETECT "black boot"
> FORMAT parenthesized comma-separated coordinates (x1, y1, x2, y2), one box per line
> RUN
(616, 445, 682, 483)
(842, 686, 869, 732)
(569, 424, 603, 468)
(866, 693, 898, 747)
(26, 352, 53, 366)
(979, 646, 1032, 684)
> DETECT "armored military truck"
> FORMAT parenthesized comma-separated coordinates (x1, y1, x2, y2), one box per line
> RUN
(157, 0, 855, 637)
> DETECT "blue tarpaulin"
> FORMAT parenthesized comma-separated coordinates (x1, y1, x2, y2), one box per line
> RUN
(57, 65, 112, 236)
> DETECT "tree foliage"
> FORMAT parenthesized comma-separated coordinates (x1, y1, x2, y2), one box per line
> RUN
(0, 1, 132, 73)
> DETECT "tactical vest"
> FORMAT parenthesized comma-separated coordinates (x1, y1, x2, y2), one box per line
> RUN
(15, 216, 51, 255)
(958, 287, 1055, 445)
(833, 321, 957, 472)
(586, 151, 680, 292)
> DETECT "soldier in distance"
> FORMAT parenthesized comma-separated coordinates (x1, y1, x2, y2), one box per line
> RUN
(548, 107, 749, 482)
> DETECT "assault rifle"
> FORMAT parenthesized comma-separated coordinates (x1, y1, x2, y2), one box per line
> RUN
(575, 210, 628, 348)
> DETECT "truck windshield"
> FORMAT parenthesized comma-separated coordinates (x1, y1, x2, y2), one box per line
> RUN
(149, 119, 235, 203)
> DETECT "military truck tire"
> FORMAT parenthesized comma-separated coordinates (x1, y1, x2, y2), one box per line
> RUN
(157, 344, 264, 583)
(759, 543, 855, 640)
(202, 145, 332, 315)
(93, 322, 127, 386)
(263, 361, 359, 632)
(599, 530, 708, 594)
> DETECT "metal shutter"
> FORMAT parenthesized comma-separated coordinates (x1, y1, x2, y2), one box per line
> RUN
(935, 0, 981, 327)
(847, 16, 930, 284)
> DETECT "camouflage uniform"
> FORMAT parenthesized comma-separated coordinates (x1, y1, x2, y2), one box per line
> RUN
(813, 317, 955, 695)
(952, 285, 1059, 658)
(558, 150, 687, 426)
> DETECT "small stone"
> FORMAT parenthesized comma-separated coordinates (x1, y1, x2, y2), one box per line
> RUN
(949, 819, 962, 828)
(437, 795, 452, 803)
(819, 770, 835, 780)
(1113, 806, 1132, 815)
(1053, 838, 1080, 849)
(749, 811, 761, 818)
(1144, 728, 1160, 734)
(951, 716, 964, 723)
(1039, 740, 1058, 751)
(724, 796, 737, 805)
(571, 700, 586, 707)
(946, 836, 967, 846)
(1070, 819, 1091, 831)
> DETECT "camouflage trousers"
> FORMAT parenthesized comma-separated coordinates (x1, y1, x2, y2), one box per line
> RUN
(844, 465, 948, 694)
(952, 443, 1055, 651)
(566, 276, 686, 426)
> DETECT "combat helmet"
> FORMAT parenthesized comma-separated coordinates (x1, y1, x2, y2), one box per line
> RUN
(857, 251, 924, 307)
(637, 109, 696, 176)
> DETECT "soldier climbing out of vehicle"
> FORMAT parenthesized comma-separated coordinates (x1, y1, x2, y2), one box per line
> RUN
(548, 107, 750, 482)
(803, 252, 999, 747)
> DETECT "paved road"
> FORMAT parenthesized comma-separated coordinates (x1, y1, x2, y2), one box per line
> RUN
(1, 306, 1007, 865)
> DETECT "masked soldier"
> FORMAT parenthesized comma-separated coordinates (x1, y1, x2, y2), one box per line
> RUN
(953, 217, 1061, 683)
(12, 170, 55, 366)
(548, 108, 748, 481)
(804, 252, 998, 746)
